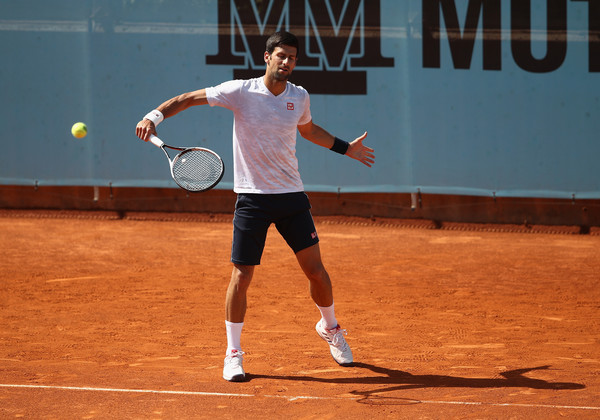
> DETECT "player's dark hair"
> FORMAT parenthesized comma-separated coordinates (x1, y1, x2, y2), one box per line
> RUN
(266, 31, 299, 56)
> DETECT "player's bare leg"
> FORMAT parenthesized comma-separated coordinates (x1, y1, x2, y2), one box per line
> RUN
(296, 243, 353, 366)
(226, 264, 254, 323)
(295, 243, 333, 307)
(223, 264, 254, 382)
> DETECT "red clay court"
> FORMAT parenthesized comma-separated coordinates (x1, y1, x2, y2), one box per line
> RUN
(1, 210, 599, 418)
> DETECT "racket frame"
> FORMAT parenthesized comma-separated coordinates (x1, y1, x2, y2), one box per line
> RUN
(149, 134, 224, 192)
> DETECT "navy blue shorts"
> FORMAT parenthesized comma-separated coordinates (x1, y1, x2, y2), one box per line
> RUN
(231, 192, 319, 266)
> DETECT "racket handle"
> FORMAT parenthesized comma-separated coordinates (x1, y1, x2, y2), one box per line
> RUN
(149, 134, 164, 148)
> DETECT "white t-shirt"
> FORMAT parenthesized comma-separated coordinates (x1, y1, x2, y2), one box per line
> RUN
(206, 77, 312, 194)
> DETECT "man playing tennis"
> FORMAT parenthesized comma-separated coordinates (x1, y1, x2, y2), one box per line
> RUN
(136, 31, 374, 382)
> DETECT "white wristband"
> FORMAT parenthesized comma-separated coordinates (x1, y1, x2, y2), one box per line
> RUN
(144, 109, 164, 126)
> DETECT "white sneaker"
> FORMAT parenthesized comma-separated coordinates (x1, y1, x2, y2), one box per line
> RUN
(315, 320, 353, 366)
(223, 349, 246, 382)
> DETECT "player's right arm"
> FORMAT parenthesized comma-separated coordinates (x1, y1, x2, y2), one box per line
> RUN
(136, 89, 208, 142)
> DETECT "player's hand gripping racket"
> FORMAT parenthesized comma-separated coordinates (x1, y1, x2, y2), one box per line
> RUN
(149, 134, 224, 192)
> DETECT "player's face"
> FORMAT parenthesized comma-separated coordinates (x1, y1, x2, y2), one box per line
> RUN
(264, 45, 298, 82)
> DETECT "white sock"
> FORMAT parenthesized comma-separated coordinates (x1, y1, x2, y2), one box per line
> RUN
(316, 303, 338, 330)
(225, 320, 243, 353)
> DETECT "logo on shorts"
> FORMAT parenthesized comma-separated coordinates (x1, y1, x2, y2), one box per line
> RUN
(287, 102, 294, 111)
(311, 231, 318, 239)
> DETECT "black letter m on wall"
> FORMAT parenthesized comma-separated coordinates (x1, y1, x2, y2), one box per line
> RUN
(206, 0, 395, 94)
(422, 0, 501, 70)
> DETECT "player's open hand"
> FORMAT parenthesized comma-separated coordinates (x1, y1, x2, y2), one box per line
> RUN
(346, 132, 374, 167)
(135, 119, 157, 142)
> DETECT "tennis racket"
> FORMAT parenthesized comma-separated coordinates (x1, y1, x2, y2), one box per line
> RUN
(149, 134, 224, 192)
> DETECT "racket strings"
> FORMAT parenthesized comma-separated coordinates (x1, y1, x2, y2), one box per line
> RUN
(172, 150, 223, 191)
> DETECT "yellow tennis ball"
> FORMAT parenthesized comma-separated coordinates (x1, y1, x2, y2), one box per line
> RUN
(71, 122, 87, 138)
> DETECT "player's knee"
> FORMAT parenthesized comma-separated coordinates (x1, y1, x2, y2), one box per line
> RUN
(304, 264, 329, 284)
(231, 265, 254, 288)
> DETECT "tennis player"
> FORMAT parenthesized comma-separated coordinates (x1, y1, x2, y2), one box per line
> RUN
(136, 31, 375, 382)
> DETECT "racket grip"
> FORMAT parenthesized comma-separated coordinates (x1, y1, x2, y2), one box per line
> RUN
(149, 134, 164, 148)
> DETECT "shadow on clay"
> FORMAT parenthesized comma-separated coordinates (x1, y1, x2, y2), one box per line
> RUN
(246, 364, 585, 402)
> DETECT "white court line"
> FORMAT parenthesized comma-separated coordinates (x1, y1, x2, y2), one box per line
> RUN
(46, 276, 99, 283)
(1, 384, 599, 410)
(420, 399, 600, 411)
(0, 384, 329, 402)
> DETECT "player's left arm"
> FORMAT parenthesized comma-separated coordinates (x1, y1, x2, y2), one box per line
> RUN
(297, 120, 374, 167)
